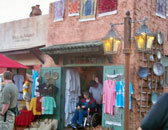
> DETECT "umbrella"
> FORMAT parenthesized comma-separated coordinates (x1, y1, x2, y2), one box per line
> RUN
(0, 54, 28, 69)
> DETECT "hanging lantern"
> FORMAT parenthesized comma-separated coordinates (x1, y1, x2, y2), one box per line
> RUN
(102, 28, 121, 54)
(134, 24, 155, 52)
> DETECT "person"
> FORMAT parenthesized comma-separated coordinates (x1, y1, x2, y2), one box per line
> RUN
(138, 93, 168, 130)
(0, 71, 18, 130)
(89, 79, 103, 114)
(71, 91, 96, 128)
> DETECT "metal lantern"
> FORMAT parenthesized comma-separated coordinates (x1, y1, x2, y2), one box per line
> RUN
(134, 24, 155, 52)
(102, 28, 121, 54)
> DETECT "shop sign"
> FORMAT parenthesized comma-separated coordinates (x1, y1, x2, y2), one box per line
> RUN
(63, 55, 105, 65)
(12, 33, 35, 42)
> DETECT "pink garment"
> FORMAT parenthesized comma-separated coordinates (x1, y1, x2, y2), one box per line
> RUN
(103, 80, 116, 115)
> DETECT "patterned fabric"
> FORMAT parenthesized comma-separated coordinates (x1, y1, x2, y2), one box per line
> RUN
(98, 0, 118, 17)
(105, 107, 121, 126)
(42, 96, 56, 115)
(54, 0, 65, 22)
(156, 0, 166, 19)
(115, 81, 133, 110)
(79, 0, 97, 21)
(68, 0, 80, 16)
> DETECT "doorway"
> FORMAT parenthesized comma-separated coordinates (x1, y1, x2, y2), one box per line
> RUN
(62, 66, 103, 127)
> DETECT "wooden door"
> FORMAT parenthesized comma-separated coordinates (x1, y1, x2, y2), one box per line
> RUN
(102, 65, 124, 130)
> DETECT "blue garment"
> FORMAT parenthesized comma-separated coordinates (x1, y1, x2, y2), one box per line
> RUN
(115, 81, 133, 109)
(32, 70, 38, 98)
(71, 109, 87, 125)
(85, 0, 92, 16)
(84, 101, 88, 107)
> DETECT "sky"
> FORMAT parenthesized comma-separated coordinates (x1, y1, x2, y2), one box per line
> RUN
(0, 0, 57, 24)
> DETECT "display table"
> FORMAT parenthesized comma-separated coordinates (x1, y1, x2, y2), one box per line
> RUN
(16, 110, 35, 126)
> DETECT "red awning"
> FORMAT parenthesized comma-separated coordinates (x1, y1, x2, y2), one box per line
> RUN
(0, 54, 28, 69)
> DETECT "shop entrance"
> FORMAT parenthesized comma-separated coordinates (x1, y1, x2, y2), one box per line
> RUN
(62, 66, 103, 127)
(40, 65, 124, 130)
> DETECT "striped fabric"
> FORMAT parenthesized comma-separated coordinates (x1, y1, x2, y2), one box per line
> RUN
(79, 0, 97, 21)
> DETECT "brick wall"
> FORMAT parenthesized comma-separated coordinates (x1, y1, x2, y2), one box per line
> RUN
(46, 0, 136, 67)
(46, 0, 168, 129)
(130, 1, 168, 130)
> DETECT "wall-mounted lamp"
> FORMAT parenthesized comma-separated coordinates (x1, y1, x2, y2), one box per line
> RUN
(102, 26, 121, 54)
(134, 23, 155, 52)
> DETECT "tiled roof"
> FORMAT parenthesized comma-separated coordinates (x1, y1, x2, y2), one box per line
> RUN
(40, 40, 103, 54)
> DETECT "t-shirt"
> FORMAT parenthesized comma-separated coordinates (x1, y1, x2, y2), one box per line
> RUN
(42, 96, 56, 115)
(0, 82, 18, 110)
(89, 83, 103, 103)
(115, 81, 133, 109)
(84, 100, 89, 107)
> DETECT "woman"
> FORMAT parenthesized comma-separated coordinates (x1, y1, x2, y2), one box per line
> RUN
(71, 91, 96, 128)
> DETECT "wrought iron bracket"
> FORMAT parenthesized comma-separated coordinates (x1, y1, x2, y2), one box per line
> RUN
(109, 16, 148, 41)
(49, 54, 59, 65)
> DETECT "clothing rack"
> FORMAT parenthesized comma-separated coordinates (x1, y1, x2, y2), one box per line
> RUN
(106, 73, 123, 80)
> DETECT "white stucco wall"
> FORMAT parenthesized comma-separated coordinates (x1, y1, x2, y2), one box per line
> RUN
(0, 15, 48, 52)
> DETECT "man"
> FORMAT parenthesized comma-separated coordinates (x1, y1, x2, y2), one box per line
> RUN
(89, 79, 103, 114)
(0, 71, 18, 130)
(71, 91, 96, 128)
(138, 93, 168, 130)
